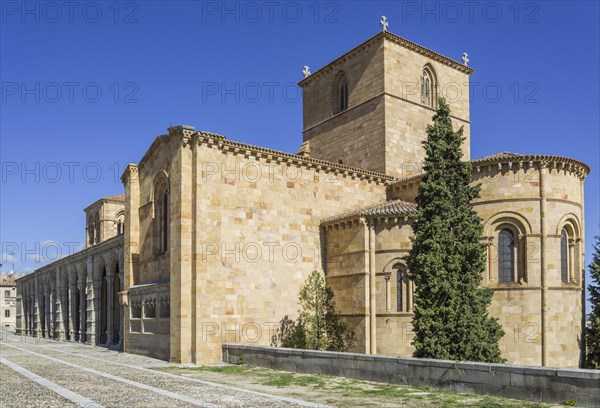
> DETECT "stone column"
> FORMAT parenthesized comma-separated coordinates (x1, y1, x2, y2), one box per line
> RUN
(121, 163, 140, 356)
(34, 279, 40, 337)
(78, 281, 86, 342)
(539, 161, 549, 366)
(22, 293, 29, 336)
(44, 288, 51, 338)
(69, 282, 77, 341)
(486, 238, 494, 285)
(569, 239, 576, 283)
(384, 273, 391, 312)
(60, 285, 69, 340)
(409, 280, 415, 312)
(21, 291, 26, 335)
(118, 272, 124, 350)
(368, 222, 376, 355)
(106, 275, 114, 345)
(28, 295, 33, 335)
(30, 296, 35, 335)
(91, 279, 102, 345)
(51, 284, 59, 339)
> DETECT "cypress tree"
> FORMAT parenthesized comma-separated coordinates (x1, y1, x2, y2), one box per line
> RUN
(405, 98, 505, 363)
(586, 234, 600, 368)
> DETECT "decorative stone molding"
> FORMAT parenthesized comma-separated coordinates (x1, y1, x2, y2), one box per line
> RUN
(471, 152, 590, 180)
(193, 130, 395, 186)
(299, 31, 472, 89)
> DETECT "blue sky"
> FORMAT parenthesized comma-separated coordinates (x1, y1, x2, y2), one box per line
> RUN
(1, 1, 598, 308)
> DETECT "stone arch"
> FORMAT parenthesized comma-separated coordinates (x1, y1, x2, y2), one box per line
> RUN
(333, 70, 349, 114)
(115, 210, 125, 235)
(555, 213, 581, 238)
(556, 213, 582, 284)
(421, 63, 438, 107)
(94, 256, 107, 281)
(483, 211, 532, 237)
(382, 257, 406, 273)
(382, 258, 412, 313)
(151, 170, 170, 255)
(77, 261, 87, 282)
(94, 212, 101, 244)
(93, 256, 109, 344)
(484, 212, 531, 285)
(150, 170, 170, 203)
(106, 254, 119, 278)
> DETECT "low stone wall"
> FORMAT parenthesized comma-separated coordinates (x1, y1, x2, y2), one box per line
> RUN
(222, 344, 600, 407)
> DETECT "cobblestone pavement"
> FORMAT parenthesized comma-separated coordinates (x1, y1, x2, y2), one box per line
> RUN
(0, 332, 328, 408)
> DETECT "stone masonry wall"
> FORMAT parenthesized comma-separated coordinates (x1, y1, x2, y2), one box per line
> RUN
(223, 344, 600, 407)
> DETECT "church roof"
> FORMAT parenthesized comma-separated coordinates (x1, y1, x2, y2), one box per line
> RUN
(321, 199, 417, 225)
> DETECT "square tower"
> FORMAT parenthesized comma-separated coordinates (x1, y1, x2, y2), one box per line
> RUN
(299, 32, 472, 178)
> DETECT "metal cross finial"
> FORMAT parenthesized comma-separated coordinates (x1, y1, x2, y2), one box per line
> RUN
(462, 52, 469, 66)
(380, 16, 388, 32)
(302, 65, 311, 79)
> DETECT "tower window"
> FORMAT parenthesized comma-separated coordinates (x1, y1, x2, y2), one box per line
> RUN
(335, 73, 348, 114)
(421, 65, 437, 107)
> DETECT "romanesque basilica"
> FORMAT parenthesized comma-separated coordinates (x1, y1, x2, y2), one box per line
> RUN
(16, 30, 590, 368)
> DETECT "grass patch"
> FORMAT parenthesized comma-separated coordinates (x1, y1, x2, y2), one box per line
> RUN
(153, 364, 556, 408)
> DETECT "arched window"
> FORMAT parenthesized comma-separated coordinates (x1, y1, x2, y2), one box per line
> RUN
(115, 212, 125, 235)
(94, 213, 101, 244)
(335, 73, 348, 114)
(421, 65, 437, 107)
(396, 269, 403, 312)
(395, 264, 412, 312)
(498, 228, 515, 283)
(560, 228, 569, 283)
(152, 171, 169, 256)
(162, 191, 169, 253)
(88, 217, 95, 245)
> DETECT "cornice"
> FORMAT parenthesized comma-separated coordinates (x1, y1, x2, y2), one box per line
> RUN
(193, 131, 396, 185)
(382, 31, 473, 74)
(472, 153, 590, 179)
(83, 196, 126, 212)
(17, 235, 124, 282)
(298, 31, 472, 88)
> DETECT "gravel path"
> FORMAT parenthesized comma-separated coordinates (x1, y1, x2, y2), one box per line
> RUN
(0, 333, 324, 408)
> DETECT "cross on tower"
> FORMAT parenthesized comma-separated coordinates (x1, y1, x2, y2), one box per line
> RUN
(380, 16, 388, 32)
(302, 65, 311, 78)
(462, 52, 469, 66)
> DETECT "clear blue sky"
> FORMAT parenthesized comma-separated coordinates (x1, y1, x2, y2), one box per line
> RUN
(1, 1, 598, 308)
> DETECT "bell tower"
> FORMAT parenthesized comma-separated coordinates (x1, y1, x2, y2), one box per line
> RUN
(299, 31, 473, 178)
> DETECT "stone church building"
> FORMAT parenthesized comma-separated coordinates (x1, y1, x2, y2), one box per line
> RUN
(16, 30, 590, 368)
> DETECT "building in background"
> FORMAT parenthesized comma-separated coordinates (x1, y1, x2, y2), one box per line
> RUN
(1, 273, 17, 331)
